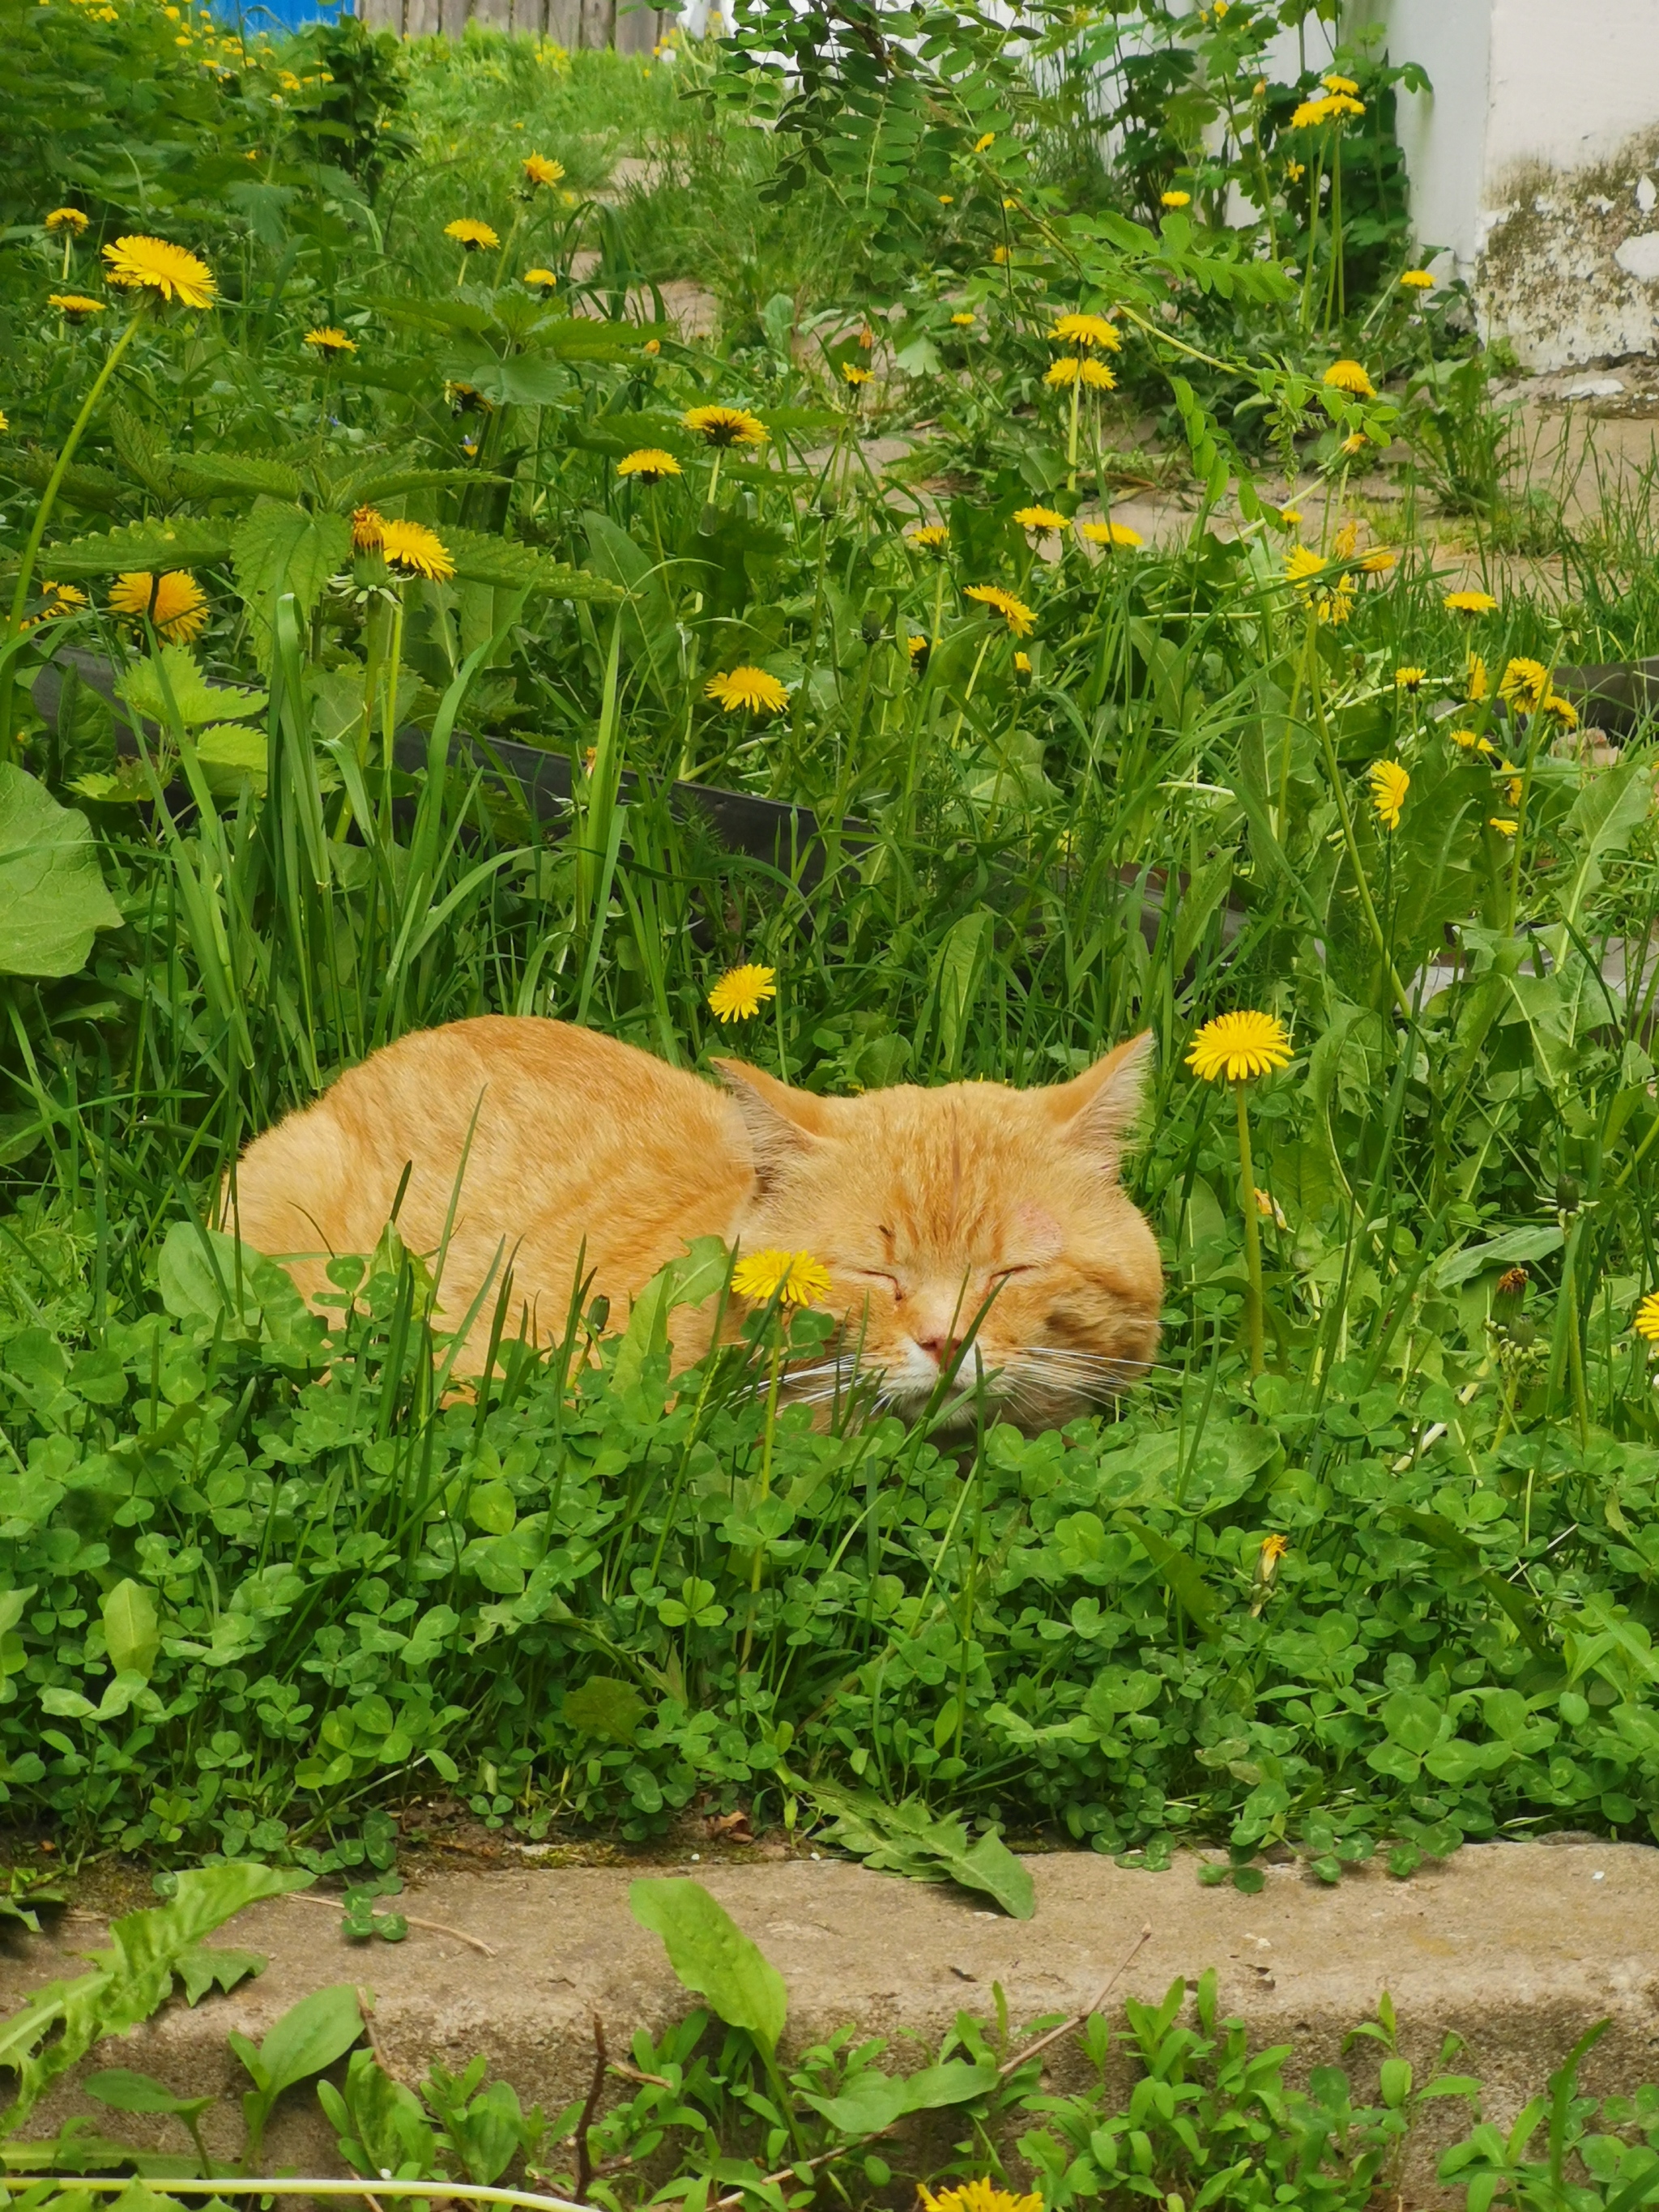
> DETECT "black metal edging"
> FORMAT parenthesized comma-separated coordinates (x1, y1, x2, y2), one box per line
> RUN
(30, 645, 864, 889)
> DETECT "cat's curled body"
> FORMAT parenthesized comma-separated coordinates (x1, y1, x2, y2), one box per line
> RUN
(224, 1016, 1162, 1430)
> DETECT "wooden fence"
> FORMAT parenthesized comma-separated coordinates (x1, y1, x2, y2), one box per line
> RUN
(356, 0, 664, 53)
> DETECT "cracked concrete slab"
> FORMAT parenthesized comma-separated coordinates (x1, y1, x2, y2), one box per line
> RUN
(6, 1840, 1656, 2177)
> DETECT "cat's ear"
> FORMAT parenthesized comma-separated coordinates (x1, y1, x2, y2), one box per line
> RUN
(711, 1058, 835, 1188)
(1047, 1031, 1154, 1163)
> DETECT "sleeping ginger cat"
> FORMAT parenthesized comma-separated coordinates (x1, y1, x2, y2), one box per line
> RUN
(223, 1017, 1162, 1430)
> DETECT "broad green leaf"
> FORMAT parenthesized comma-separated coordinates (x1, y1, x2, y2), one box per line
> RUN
(0, 1863, 308, 2129)
(929, 909, 993, 1074)
(244, 1983, 364, 2099)
(806, 1780, 1035, 1919)
(441, 523, 622, 600)
(232, 500, 352, 662)
(443, 353, 572, 407)
(21, 518, 235, 578)
(614, 1236, 731, 1395)
(116, 646, 267, 730)
(195, 722, 269, 795)
(562, 1676, 646, 1745)
(629, 1878, 787, 2050)
(1433, 1224, 1564, 1290)
(0, 765, 122, 978)
(1559, 760, 1649, 931)
(804, 2057, 997, 2134)
(167, 451, 305, 504)
(84, 2069, 214, 2120)
(102, 1580, 160, 1681)
(1115, 1511, 1221, 1637)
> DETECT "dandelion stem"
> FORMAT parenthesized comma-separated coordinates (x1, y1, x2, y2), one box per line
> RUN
(1235, 1082, 1266, 1377)
(1, 307, 147, 758)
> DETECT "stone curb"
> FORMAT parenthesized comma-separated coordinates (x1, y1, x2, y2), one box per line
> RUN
(5, 1840, 1656, 2180)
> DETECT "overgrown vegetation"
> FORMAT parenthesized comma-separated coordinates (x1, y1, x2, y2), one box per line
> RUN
(3, 0, 1659, 1890)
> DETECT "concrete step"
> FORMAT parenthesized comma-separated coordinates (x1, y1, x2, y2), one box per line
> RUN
(5, 1839, 1656, 2179)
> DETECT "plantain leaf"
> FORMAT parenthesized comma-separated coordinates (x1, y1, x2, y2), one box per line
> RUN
(101, 1580, 160, 1681)
(629, 1878, 787, 2051)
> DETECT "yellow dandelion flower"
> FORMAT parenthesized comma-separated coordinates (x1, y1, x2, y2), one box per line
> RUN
(522, 153, 565, 187)
(1321, 71, 1359, 94)
(906, 634, 928, 663)
(1394, 666, 1425, 692)
(950, 310, 975, 326)
(1045, 356, 1082, 387)
(1013, 505, 1066, 532)
(1081, 520, 1142, 548)
(706, 666, 790, 714)
(1450, 728, 1480, 749)
(683, 404, 767, 448)
(1284, 545, 1326, 590)
(1488, 817, 1518, 836)
(102, 233, 215, 309)
(707, 964, 778, 1023)
(379, 519, 455, 581)
(1161, 190, 1191, 208)
(1466, 651, 1491, 699)
(732, 1247, 832, 1306)
(964, 582, 1034, 636)
(1290, 92, 1364, 127)
(1401, 268, 1435, 289)
(1369, 759, 1410, 830)
(973, 132, 996, 153)
(617, 448, 681, 484)
(40, 581, 88, 618)
(304, 326, 356, 352)
(906, 523, 949, 550)
(49, 292, 102, 322)
(523, 267, 558, 291)
(45, 207, 89, 233)
(1444, 589, 1498, 616)
(1499, 656, 1550, 710)
(1187, 1009, 1293, 1084)
(1341, 432, 1369, 456)
(1322, 358, 1375, 399)
(991, 245, 1010, 265)
(842, 361, 872, 386)
(1013, 650, 1031, 673)
(1544, 692, 1578, 727)
(351, 505, 386, 552)
(444, 217, 499, 250)
(1051, 312, 1120, 351)
(921, 2183, 1040, 2212)
(938, 194, 954, 206)
(1359, 548, 1395, 573)
(1635, 1290, 1659, 1344)
(108, 569, 208, 643)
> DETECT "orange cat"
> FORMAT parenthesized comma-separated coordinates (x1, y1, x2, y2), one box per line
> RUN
(222, 1017, 1162, 1430)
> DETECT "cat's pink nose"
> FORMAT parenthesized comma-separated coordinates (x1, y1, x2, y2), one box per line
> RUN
(915, 1329, 959, 1362)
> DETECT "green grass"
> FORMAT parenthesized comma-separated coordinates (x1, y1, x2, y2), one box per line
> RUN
(2, 0, 1659, 1879)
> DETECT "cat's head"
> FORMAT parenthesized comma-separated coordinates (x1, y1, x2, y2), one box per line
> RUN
(716, 1034, 1162, 1430)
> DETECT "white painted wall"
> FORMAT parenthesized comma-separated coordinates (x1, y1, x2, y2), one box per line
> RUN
(1361, 0, 1659, 364)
